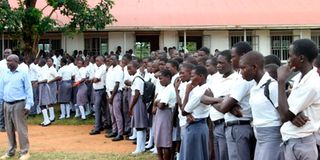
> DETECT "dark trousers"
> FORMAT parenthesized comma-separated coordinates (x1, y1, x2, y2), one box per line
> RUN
(93, 90, 104, 131)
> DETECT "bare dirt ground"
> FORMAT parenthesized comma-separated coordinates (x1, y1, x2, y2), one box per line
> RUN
(0, 125, 135, 154)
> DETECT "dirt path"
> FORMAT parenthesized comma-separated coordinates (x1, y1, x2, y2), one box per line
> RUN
(0, 125, 135, 153)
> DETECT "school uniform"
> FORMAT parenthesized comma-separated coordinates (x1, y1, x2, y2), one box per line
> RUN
(105, 65, 125, 136)
(170, 73, 181, 142)
(281, 68, 320, 160)
(154, 83, 176, 148)
(178, 81, 189, 139)
(75, 67, 88, 119)
(249, 72, 282, 160)
(47, 65, 59, 104)
(123, 66, 134, 133)
(29, 63, 40, 115)
(86, 62, 96, 107)
(179, 84, 210, 160)
(57, 65, 73, 119)
(208, 72, 237, 160)
(225, 74, 255, 160)
(52, 55, 62, 70)
(38, 66, 52, 125)
(92, 64, 106, 131)
(69, 63, 79, 106)
(18, 62, 29, 74)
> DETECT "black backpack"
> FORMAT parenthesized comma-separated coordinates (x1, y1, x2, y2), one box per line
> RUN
(133, 76, 156, 104)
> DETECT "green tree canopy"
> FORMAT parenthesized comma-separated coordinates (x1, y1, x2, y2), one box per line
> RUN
(0, 0, 116, 57)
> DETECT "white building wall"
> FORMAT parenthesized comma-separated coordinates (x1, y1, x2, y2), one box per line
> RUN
(293, 30, 311, 40)
(108, 32, 135, 53)
(160, 31, 179, 49)
(62, 33, 84, 54)
(253, 30, 271, 56)
(203, 31, 229, 54)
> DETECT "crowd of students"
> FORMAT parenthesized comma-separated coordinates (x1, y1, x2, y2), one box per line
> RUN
(0, 39, 320, 160)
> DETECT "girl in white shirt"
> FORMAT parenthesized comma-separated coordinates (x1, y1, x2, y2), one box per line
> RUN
(46, 57, 59, 122)
(74, 59, 88, 120)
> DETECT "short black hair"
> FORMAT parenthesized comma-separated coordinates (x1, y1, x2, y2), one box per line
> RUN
(174, 57, 183, 64)
(39, 58, 46, 66)
(218, 50, 232, 62)
(193, 65, 208, 79)
(160, 69, 173, 78)
(159, 57, 168, 63)
(181, 63, 195, 71)
(130, 60, 140, 69)
(233, 41, 252, 56)
(292, 39, 318, 62)
(198, 47, 210, 55)
(167, 60, 179, 70)
(207, 57, 218, 66)
(264, 54, 281, 66)
(314, 54, 320, 67)
(61, 58, 68, 65)
(184, 56, 197, 65)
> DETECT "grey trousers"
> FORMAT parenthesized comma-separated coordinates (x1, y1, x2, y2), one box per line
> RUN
(0, 103, 5, 129)
(213, 123, 228, 160)
(122, 88, 132, 132)
(30, 85, 39, 115)
(4, 101, 29, 155)
(225, 124, 254, 160)
(112, 92, 123, 135)
(282, 135, 318, 160)
(93, 90, 104, 131)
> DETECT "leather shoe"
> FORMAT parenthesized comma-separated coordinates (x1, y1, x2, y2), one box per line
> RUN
(105, 132, 117, 138)
(112, 135, 124, 141)
(89, 130, 100, 135)
(19, 153, 30, 160)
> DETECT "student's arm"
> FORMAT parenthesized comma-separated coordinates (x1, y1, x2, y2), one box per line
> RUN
(182, 83, 195, 116)
(129, 90, 140, 116)
(174, 78, 182, 108)
(110, 82, 120, 103)
(212, 97, 238, 113)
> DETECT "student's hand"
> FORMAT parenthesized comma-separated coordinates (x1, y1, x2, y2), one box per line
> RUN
(277, 65, 294, 83)
(230, 104, 242, 117)
(204, 88, 214, 97)
(174, 78, 181, 90)
(24, 109, 29, 116)
(128, 107, 133, 116)
(186, 83, 195, 93)
(186, 114, 195, 124)
(291, 112, 310, 127)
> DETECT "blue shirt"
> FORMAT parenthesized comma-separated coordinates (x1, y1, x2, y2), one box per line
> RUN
(0, 68, 34, 110)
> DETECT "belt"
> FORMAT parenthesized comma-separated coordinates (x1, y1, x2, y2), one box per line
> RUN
(94, 88, 105, 92)
(213, 118, 225, 126)
(225, 120, 251, 127)
(38, 82, 47, 84)
(5, 100, 25, 105)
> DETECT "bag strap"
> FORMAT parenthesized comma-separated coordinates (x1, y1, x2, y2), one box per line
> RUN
(261, 79, 276, 108)
(132, 75, 145, 84)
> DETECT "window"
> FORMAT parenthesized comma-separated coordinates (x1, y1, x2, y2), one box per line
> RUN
(135, 42, 150, 59)
(311, 35, 320, 53)
(178, 36, 202, 53)
(84, 32, 108, 56)
(229, 35, 252, 48)
(271, 35, 292, 61)
(38, 39, 61, 53)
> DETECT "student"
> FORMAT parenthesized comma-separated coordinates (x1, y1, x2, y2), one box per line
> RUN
(29, 58, 40, 116)
(37, 58, 52, 126)
(154, 69, 176, 160)
(277, 39, 320, 160)
(174, 63, 194, 160)
(127, 61, 148, 154)
(105, 55, 125, 141)
(89, 56, 107, 135)
(46, 57, 59, 122)
(179, 66, 210, 160)
(239, 51, 283, 160)
(201, 50, 239, 160)
(57, 58, 73, 119)
(122, 55, 133, 136)
(85, 57, 95, 116)
(74, 58, 88, 120)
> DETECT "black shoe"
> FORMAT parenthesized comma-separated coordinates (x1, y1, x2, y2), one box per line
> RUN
(40, 122, 51, 127)
(145, 145, 154, 150)
(50, 119, 55, 123)
(112, 135, 124, 141)
(105, 132, 117, 138)
(132, 140, 137, 144)
(89, 130, 101, 135)
(123, 130, 131, 136)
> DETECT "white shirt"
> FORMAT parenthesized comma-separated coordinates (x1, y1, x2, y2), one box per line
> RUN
(123, 66, 134, 88)
(58, 65, 73, 81)
(131, 72, 144, 96)
(105, 65, 124, 93)
(52, 55, 62, 70)
(158, 83, 176, 108)
(69, 63, 78, 76)
(281, 68, 320, 141)
(171, 73, 179, 84)
(38, 66, 49, 82)
(75, 67, 87, 82)
(155, 78, 165, 100)
(225, 75, 254, 122)
(92, 64, 106, 90)
(18, 62, 29, 74)
(29, 63, 40, 81)
(86, 62, 95, 79)
(209, 72, 238, 121)
(249, 72, 281, 127)
(0, 59, 9, 76)
(47, 66, 59, 81)
(184, 84, 210, 119)
(178, 81, 190, 127)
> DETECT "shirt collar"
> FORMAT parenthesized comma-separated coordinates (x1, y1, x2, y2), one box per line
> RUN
(256, 72, 274, 88)
(293, 67, 317, 88)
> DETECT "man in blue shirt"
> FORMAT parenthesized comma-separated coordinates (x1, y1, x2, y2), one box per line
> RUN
(0, 54, 33, 160)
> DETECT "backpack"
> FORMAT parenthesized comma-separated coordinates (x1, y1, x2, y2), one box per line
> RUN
(133, 76, 156, 104)
(261, 79, 276, 108)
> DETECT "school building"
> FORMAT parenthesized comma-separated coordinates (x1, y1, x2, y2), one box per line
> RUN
(2, 0, 320, 61)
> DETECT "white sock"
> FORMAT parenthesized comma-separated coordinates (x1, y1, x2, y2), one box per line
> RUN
(60, 104, 66, 119)
(75, 108, 80, 117)
(48, 107, 55, 121)
(129, 128, 137, 139)
(176, 153, 180, 160)
(146, 128, 154, 148)
(37, 105, 41, 114)
(132, 130, 143, 154)
(141, 130, 146, 151)
(42, 109, 51, 124)
(66, 104, 71, 118)
(85, 104, 91, 115)
(79, 105, 86, 119)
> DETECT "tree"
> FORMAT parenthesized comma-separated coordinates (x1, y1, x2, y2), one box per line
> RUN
(0, 0, 116, 58)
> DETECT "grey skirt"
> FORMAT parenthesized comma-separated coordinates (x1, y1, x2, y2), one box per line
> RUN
(48, 82, 57, 104)
(76, 83, 88, 106)
(154, 107, 173, 148)
(39, 83, 53, 106)
(254, 126, 283, 160)
(131, 96, 148, 129)
(58, 80, 72, 103)
(71, 81, 78, 104)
